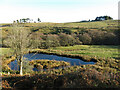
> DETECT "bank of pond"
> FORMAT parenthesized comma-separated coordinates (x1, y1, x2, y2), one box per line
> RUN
(8, 53, 95, 71)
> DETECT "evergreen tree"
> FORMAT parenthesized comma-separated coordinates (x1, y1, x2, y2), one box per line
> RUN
(38, 18, 41, 22)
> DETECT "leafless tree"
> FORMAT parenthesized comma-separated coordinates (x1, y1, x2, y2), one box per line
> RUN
(4, 23, 31, 75)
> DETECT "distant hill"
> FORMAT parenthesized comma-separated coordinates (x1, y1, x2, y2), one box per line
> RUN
(0, 20, 118, 29)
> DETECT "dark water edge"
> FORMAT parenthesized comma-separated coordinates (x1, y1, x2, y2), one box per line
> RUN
(9, 53, 95, 71)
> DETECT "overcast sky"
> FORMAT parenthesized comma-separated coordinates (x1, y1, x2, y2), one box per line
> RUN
(0, 0, 119, 23)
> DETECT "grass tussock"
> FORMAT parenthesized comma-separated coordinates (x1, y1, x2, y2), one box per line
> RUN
(30, 60, 70, 69)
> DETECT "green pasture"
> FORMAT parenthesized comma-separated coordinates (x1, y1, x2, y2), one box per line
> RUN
(49, 45, 119, 59)
(23, 20, 118, 28)
(1, 20, 118, 29)
(1, 45, 119, 59)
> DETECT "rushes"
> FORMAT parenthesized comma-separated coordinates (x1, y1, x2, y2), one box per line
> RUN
(30, 60, 70, 70)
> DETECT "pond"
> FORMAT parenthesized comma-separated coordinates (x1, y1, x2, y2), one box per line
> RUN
(9, 53, 95, 70)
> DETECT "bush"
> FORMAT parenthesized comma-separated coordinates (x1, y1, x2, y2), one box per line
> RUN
(45, 34, 60, 48)
(102, 32, 118, 45)
(79, 33, 92, 44)
(59, 33, 76, 46)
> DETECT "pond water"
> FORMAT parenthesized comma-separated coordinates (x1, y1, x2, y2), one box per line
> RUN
(9, 53, 95, 70)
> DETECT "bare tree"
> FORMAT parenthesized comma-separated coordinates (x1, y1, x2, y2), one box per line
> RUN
(4, 23, 31, 75)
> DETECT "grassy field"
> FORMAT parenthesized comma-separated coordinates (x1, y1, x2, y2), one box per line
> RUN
(1, 45, 119, 59)
(22, 20, 118, 28)
(1, 20, 118, 34)
(49, 45, 119, 59)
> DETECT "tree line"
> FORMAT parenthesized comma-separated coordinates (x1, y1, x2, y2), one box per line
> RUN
(13, 18, 41, 23)
(30, 29, 119, 49)
(2, 26, 119, 49)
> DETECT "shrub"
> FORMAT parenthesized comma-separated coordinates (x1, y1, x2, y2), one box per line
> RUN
(45, 34, 60, 48)
(59, 33, 76, 46)
(79, 33, 92, 44)
(102, 32, 118, 45)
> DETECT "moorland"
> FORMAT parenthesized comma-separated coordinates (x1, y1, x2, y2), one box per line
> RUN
(0, 19, 120, 89)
